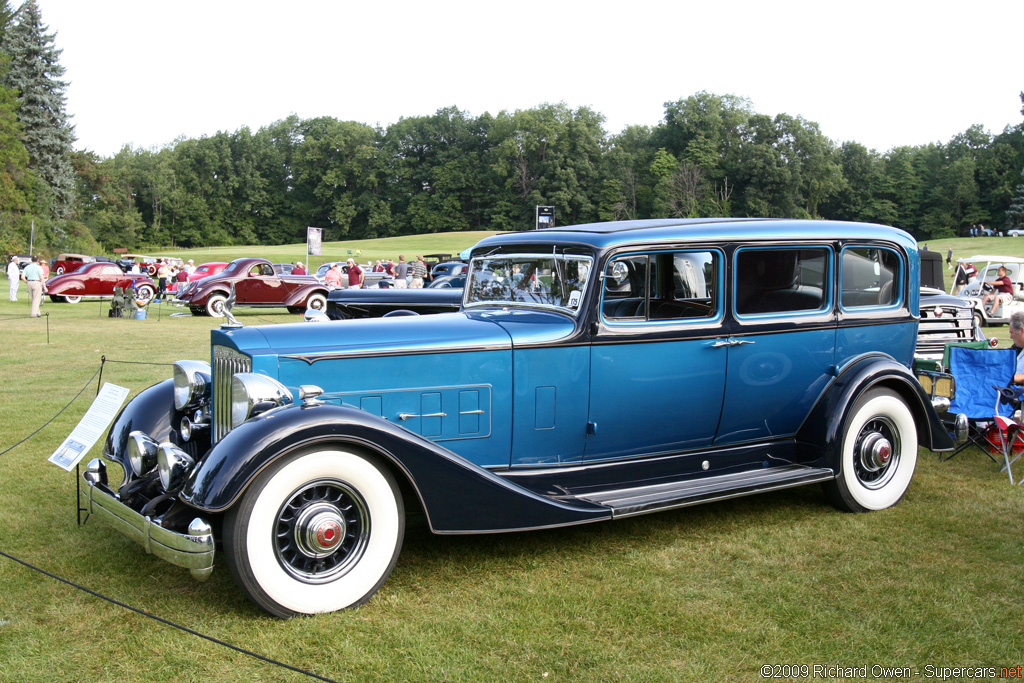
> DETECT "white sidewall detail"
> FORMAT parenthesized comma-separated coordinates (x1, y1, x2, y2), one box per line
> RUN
(244, 450, 401, 615)
(840, 393, 917, 510)
(206, 294, 226, 317)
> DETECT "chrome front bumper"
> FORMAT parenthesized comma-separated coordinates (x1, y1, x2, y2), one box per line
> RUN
(80, 459, 215, 581)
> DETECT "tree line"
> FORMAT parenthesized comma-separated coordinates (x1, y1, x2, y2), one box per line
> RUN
(1, 1, 1023, 257)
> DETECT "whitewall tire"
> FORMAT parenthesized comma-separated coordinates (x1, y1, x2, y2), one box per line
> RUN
(224, 447, 404, 618)
(826, 388, 917, 512)
(205, 293, 227, 318)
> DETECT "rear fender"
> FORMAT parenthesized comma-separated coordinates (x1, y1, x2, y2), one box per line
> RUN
(180, 403, 610, 533)
(283, 286, 328, 307)
(797, 353, 955, 467)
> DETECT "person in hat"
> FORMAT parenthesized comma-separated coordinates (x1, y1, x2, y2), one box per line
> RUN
(293, 261, 306, 275)
(185, 259, 196, 275)
(7, 256, 20, 302)
(346, 258, 364, 288)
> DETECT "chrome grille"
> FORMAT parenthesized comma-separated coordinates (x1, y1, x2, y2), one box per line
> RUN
(212, 345, 251, 443)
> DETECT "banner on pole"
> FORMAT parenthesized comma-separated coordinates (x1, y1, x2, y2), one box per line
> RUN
(306, 227, 323, 257)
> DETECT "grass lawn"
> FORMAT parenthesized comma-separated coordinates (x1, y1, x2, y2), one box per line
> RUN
(0, 232, 1022, 682)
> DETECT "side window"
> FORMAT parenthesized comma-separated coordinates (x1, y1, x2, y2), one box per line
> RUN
(735, 247, 829, 315)
(604, 251, 718, 322)
(841, 247, 901, 308)
(603, 255, 648, 319)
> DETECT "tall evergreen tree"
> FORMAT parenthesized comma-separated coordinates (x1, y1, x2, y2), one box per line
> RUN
(0, 0, 75, 223)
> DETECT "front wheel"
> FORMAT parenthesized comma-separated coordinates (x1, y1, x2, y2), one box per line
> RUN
(223, 447, 405, 618)
(973, 310, 985, 331)
(825, 388, 918, 512)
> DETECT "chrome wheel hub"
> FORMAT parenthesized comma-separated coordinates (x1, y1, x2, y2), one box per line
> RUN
(858, 432, 892, 473)
(295, 503, 347, 558)
(853, 417, 900, 489)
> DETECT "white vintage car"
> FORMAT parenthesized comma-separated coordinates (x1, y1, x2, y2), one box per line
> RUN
(956, 255, 1024, 327)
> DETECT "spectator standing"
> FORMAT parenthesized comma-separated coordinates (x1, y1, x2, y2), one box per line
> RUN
(946, 248, 953, 269)
(410, 255, 427, 289)
(393, 255, 409, 289)
(21, 255, 45, 317)
(373, 260, 385, 272)
(346, 258, 364, 288)
(156, 260, 170, 299)
(293, 261, 306, 275)
(185, 259, 196, 275)
(174, 266, 188, 294)
(7, 256, 20, 301)
(325, 263, 343, 288)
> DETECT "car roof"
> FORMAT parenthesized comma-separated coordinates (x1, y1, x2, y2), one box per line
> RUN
(472, 218, 916, 252)
(957, 255, 1024, 264)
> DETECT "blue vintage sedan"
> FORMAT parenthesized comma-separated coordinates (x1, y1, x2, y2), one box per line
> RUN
(80, 218, 955, 617)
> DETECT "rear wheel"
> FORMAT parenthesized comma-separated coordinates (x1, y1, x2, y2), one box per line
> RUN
(63, 295, 81, 304)
(206, 293, 227, 318)
(135, 284, 155, 302)
(305, 293, 327, 312)
(223, 447, 404, 618)
(825, 388, 917, 512)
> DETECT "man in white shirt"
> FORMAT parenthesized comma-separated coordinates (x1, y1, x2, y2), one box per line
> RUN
(7, 256, 20, 301)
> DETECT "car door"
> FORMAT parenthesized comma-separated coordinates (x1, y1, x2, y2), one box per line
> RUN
(713, 246, 837, 445)
(237, 263, 281, 303)
(585, 249, 728, 461)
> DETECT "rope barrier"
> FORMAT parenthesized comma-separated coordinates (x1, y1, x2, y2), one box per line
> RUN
(0, 550, 340, 683)
(0, 362, 101, 458)
(0, 356, 341, 683)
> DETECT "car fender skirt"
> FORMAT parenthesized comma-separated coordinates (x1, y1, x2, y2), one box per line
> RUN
(796, 354, 955, 465)
(180, 403, 612, 533)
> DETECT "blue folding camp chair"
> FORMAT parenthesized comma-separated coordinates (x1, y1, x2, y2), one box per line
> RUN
(944, 345, 1017, 463)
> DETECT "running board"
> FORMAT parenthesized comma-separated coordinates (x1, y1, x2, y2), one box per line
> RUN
(574, 465, 835, 518)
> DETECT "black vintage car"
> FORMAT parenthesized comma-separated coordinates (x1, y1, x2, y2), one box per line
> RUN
(326, 275, 465, 319)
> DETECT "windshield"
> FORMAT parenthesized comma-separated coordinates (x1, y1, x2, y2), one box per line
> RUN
(464, 253, 593, 315)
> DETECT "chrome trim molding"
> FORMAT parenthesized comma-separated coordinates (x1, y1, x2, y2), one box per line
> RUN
(281, 342, 510, 365)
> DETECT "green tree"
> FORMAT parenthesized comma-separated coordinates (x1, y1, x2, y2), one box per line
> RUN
(0, 0, 75, 224)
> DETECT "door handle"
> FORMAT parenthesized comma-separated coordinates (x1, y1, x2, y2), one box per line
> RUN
(710, 339, 755, 348)
(398, 412, 448, 421)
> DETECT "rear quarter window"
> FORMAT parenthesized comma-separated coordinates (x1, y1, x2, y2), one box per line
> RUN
(840, 247, 902, 309)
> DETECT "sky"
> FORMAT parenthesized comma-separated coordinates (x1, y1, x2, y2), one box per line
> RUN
(28, 0, 1024, 159)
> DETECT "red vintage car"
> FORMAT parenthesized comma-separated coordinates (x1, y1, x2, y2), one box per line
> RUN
(188, 261, 229, 282)
(46, 261, 157, 303)
(51, 253, 96, 275)
(174, 257, 329, 317)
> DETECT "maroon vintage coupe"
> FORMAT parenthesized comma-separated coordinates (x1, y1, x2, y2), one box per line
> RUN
(174, 257, 329, 317)
(46, 262, 157, 304)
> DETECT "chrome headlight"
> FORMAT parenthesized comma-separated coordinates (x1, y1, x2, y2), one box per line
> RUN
(127, 431, 160, 476)
(230, 373, 293, 430)
(157, 442, 195, 492)
(173, 360, 212, 411)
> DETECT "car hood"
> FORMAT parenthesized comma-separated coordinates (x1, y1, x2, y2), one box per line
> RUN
(327, 287, 463, 305)
(212, 309, 579, 361)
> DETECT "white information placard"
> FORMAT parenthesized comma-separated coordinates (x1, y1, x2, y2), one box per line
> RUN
(48, 382, 130, 471)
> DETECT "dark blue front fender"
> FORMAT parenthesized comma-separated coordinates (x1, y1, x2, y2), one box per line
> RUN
(179, 403, 610, 533)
